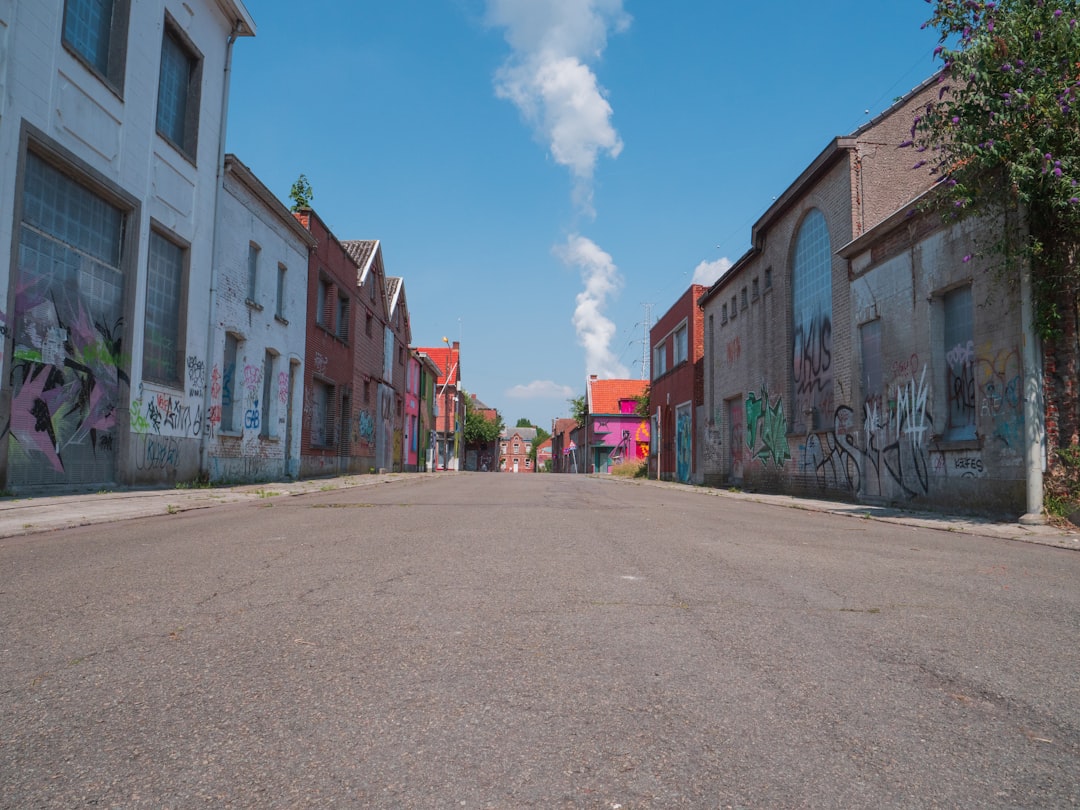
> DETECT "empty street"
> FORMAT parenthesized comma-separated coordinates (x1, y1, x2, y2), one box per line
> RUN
(2, 475, 1079, 808)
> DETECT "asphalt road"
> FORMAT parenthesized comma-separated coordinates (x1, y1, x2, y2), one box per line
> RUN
(1, 474, 1078, 809)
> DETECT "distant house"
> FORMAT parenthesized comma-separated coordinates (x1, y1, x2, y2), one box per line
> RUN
(550, 417, 582, 474)
(650, 284, 707, 483)
(500, 427, 537, 473)
(585, 376, 649, 473)
(411, 349, 443, 472)
(384, 276, 411, 472)
(536, 437, 553, 472)
(466, 394, 499, 471)
(415, 340, 462, 470)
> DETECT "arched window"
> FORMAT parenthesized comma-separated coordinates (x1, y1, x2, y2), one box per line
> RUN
(791, 209, 832, 432)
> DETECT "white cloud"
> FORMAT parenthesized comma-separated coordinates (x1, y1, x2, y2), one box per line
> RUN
(488, 0, 628, 216)
(506, 380, 576, 399)
(692, 257, 733, 286)
(555, 233, 629, 378)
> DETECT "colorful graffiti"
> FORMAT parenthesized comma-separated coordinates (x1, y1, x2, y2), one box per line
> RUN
(745, 387, 791, 467)
(6, 272, 128, 481)
(676, 406, 692, 482)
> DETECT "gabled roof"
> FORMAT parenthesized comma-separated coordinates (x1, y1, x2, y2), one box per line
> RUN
(587, 377, 648, 416)
(502, 427, 538, 442)
(342, 240, 379, 281)
(384, 276, 411, 344)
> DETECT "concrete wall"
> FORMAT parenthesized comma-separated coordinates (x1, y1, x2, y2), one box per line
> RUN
(0, 0, 250, 490)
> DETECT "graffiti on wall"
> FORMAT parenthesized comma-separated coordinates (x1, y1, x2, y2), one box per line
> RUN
(975, 346, 1023, 451)
(745, 387, 791, 467)
(676, 406, 692, 482)
(6, 285, 128, 480)
(792, 313, 833, 429)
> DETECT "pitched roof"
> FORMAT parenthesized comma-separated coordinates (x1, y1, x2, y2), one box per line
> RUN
(341, 240, 379, 279)
(587, 377, 648, 416)
(502, 427, 538, 442)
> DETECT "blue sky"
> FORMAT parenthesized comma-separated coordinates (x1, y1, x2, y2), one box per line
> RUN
(225, 1, 942, 430)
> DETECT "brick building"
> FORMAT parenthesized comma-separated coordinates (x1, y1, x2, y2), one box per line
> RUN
(649, 284, 707, 483)
(415, 340, 462, 470)
(295, 209, 360, 477)
(341, 240, 392, 473)
(499, 427, 536, 473)
(695, 76, 1039, 515)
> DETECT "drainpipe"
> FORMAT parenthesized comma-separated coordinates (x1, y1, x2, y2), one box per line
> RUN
(200, 20, 243, 478)
(1018, 206, 1046, 524)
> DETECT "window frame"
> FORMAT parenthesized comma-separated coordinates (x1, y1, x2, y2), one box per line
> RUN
(143, 226, 189, 388)
(674, 324, 688, 366)
(246, 242, 260, 304)
(275, 263, 287, 321)
(62, 0, 131, 95)
(155, 13, 203, 163)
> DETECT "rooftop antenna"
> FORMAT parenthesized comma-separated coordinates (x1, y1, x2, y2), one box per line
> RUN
(639, 302, 653, 380)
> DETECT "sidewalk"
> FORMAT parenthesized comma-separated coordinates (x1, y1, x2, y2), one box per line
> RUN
(0, 472, 1077, 551)
(595, 474, 1080, 551)
(0, 473, 411, 540)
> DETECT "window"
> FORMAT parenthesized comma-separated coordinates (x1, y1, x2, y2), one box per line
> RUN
(653, 343, 667, 378)
(336, 293, 349, 340)
(943, 286, 976, 441)
(63, 0, 130, 91)
(860, 320, 883, 417)
(156, 17, 202, 160)
(316, 277, 330, 326)
(221, 333, 239, 432)
(144, 229, 186, 385)
(365, 312, 373, 337)
(730, 295, 737, 318)
(310, 379, 333, 447)
(740, 287, 748, 310)
(363, 379, 371, 404)
(15, 150, 128, 484)
(247, 242, 259, 302)
(369, 276, 376, 301)
(260, 351, 275, 438)
(398, 345, 405, 365)
(752, 278, 760, 300)
(276, 263, 287, 320)
(674, 325, 688, 365)
(791, 209, 832, 431)
(722, 303, 728, 323)
(764, 267, 773, 290)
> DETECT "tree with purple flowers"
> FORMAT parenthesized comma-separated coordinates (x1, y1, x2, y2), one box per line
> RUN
(912, 0, 1080, 519)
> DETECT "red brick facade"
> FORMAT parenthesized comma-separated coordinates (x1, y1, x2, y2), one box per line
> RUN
(649, 284, 706, 482)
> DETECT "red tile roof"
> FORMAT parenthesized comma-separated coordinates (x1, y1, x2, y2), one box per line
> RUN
(415, 344, 460, 386)
(588, 378, 648, 415)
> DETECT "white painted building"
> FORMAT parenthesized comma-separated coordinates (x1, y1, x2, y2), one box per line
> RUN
(0, 0, 254, 489)
(207, 154, 313, 482)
